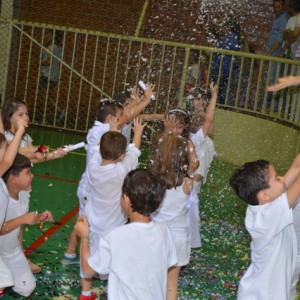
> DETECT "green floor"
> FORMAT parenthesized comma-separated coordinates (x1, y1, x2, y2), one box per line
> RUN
(2, 127, 252, 299)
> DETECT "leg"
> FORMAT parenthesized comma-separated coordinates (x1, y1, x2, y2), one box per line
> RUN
(4, 251, 36, 297)
(0, 256, 14, 290)
(167, 266, 181, 300)
(61, 227, 80, 265)
(19, 228, 42, 273)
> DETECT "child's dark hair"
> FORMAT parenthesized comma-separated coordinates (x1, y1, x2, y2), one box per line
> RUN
(2, 153, 31, 183)
(230, 160, 270, 206)
(112, 91, 131, 106)
(150, 134, 190, 189)
(168, 109, 190, 139)
(100, 131, 127, 160)
(122, 168, 166, 216)
(96, 99, 123, 122)
(1, 98, 27, 131)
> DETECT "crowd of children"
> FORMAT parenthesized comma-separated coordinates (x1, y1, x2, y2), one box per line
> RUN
(2, 75, 300, 300)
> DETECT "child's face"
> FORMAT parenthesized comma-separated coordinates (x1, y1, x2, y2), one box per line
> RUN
(261, 165, 285, 203)
(172, 123, 185, 136)
(192, 98, 207, 111)
(10, 104, 29, 131)
(115, 109, 124, 130)
(12, 168, 33, 191)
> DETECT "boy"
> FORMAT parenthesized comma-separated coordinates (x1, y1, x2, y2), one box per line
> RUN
(78, 118, 146, 300)
(230, 155, 300, 299)
(0, 153, 53, 297)
(61, 101, 123, 265)
(75, 169, 178, 300)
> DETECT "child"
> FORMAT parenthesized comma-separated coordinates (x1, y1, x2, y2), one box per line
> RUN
(0, 118, 28, 295)
(113, 84, 163, 144)
(75, 168, 178, 300)
(2, 98, 66, 163)
(185, 82, 218, 248)
(61, 101, 123, 265)
(230, 155, 300, 299)
(79, 118, 146, 300)
(152, 108, 199, 177)
(0, 153, 53, 297)
(150, 133, 194, 300)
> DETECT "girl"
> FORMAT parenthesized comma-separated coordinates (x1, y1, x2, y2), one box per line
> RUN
(2, 98, 66, 163)
(185, 82, 218, 248)
(152, 108, 199, 177)
(150, 134, 194, 300)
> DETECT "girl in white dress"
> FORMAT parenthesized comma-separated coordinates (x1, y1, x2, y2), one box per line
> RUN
(150, 134, 194, 300)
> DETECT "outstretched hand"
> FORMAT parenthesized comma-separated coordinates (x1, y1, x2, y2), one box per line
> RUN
(266, 76, 300, 92)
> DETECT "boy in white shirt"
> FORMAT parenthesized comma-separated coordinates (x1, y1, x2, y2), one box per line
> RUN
(0, 154, 53, 297)
(61, 101, 122, 265)
(230, 155, 300, 299)
(78, 118, 146, 300)
(75, 168, 178, 300)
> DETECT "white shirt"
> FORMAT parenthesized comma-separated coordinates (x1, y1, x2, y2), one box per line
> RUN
(152, 183, 189, 228)
(237, 193, 297, 300)
(5, 132, 33, 148)
(0, 191, 30, 257)
(86, 121, 109, 165)
(0, 179, 10, 228)
(88, 221, 178, 300)
(85, 144, 141, 236)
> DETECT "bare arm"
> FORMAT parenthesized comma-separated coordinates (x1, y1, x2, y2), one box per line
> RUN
(202, 82, 218, 136)
(266, 76, 300, 92)
(0, 212, 39, 235)
(132, 117, 146, 149)
(284, 153, 300, 188)
(0, 120, 27, 176)
(282, 27, 300, 54)
(120, 85, 154, 124)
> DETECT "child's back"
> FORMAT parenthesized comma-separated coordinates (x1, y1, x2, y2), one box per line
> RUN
(76, 168, 177, 300)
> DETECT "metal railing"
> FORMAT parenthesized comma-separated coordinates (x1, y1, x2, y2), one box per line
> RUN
(1, 19, 300, 132)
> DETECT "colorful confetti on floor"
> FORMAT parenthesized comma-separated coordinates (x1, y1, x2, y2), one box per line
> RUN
(1, 129, 299, 299)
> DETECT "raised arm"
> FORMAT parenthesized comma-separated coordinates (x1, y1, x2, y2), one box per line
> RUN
(132, 117, 146, 149)
(120, 85, 155, 124)
(284, 153, 300, 189)
(0, 119, 27, 176)
(202, 82, 218, 136)
(266, 76, 300, 92)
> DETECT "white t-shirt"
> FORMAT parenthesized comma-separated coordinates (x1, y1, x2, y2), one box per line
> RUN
(0, 179, 10, 228)
(0, 191, 30, 257)
(237, 193, 297, 300)
(85, 143, 140, 237)
(5, 131, 33, 148)
(86, 121, 109, 165)
(88, 221, 178, 300)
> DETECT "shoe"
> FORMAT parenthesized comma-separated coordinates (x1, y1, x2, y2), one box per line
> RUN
(61, 255, 80, 265)
(78, 292, 99, 300)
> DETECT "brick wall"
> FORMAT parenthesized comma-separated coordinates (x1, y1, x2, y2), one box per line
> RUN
(7, 0, 275, 53)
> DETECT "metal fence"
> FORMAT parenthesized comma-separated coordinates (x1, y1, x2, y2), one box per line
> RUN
(1, 19, 300, 133)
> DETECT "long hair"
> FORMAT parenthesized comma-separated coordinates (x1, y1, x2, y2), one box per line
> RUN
(1, 99, 27, 131)
(150, 134, 190, 189)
